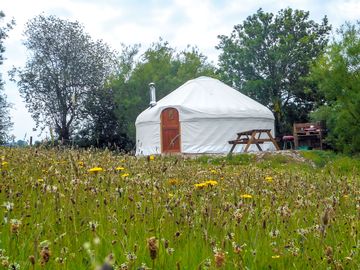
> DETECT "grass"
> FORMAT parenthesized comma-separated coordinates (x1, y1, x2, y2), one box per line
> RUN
(0, 147, 359, 269)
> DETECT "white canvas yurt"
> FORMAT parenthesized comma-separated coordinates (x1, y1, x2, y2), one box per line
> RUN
(135, 76, 275, 155)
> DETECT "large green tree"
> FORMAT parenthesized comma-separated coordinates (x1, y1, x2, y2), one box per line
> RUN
(110, 41, 216, 144)
(217, 8, 331, 135)
(0, 11, 14, 144)
(11, 15, 116, 142)
(310, 22, 360, 153)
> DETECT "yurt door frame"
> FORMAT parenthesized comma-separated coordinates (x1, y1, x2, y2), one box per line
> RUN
(161, 107, 181, 153)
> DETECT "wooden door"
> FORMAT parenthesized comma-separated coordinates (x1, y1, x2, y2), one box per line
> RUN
(161, 108, 181, 153)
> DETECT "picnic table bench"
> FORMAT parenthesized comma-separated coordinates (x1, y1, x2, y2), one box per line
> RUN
(228, 129, 280, 155)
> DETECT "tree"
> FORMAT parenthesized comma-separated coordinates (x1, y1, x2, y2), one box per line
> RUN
(310, 22, 360, 153)
(10, 15, 116, 142)
(110, 41, 216, 144)
(0, 11, 14, 144)
(217, 8, 331, 135)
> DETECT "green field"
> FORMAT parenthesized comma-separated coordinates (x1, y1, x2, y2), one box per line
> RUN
(0, 148, 359, 269)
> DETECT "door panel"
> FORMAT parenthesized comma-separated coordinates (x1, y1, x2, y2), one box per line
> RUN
(161, 108, 181, 153)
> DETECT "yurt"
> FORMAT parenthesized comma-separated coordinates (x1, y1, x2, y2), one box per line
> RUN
(135, 76, 275, 155)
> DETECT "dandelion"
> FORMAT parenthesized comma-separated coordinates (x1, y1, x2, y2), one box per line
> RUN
(116, 167, 125, 171)
(167, 178, 180, 185)
(271, 255, 280, 259)
(194, 183, 207, 189)
(88, 167, 104, 173)
(240, 194, 253, 199)
(78, 161, 84, 167)
(121, 173, 130, 178)
(37, 178, 44, 184)
(205, 180, 218, 186)
(265, 176, 273, 183)
(149, 155, 155, 161)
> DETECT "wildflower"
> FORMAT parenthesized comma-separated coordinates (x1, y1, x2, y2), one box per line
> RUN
(167, 178, 180, 185)
(265, 176, 273, 183)
(40, 246, 51, 266)
(116, 166, 125, 171)
(8, 262, 20, 270)
(1, 161, 8, 166)
(2, 202, 14, 212)
(126, 252, 137, 261)
(10, 219, 21, 235)
(88, 167, 103, 173)
(148, 155, 155, 161)
(147, 237, 158, 260)
(78, 161, 84, 167)
(272, 255, 280, 259)
(205, 180, 218, 187)
(214, 250, 226, 268)
(210, 169, 218, 174)
(93, 237, 100, 245)
(121, 173, 130, 178)
(240, 194, 253, 199)
(194, 183, 207, 189)
(89, 221, 99, 232)
(343, 194, 349, 199)
(37, 178, 44, 184)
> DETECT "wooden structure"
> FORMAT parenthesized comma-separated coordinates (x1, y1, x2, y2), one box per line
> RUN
(293, 122, 325, 150)
(228, 129, 280, 154)
(161, 108, 181, 153)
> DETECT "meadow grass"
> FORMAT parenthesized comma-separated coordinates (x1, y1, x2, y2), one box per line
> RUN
(0, 147, 359, 269)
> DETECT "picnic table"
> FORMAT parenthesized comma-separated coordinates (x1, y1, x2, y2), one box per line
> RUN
(228, 129, 280, 155)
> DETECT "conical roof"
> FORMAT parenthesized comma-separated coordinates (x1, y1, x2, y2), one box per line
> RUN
(136, 76, 274, 124)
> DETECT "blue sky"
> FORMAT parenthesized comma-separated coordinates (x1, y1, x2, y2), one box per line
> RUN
(1, 0, 359, 141)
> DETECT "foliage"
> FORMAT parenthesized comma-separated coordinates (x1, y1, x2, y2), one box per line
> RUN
(110, 40, 217, 143)
(10, 15, 116, 142)
(0, 11, 15, 144)
(0, 148, 359, 269)
(310, 22, 360, 154)
(217, 8, 331, 135)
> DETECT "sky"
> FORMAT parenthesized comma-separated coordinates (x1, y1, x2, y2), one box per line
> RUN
(1, 0, 359, 142)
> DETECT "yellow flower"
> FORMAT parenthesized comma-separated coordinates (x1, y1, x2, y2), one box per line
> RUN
(37, 178, 44, 183)
(210, 169, 218, 174)
(168, 193, 174, 198)
(115, 166, 125, 171)
(265, 176, 273, 183)
(194, 183, 207, 189)
(168, 178, 180, 185)
(205, 180, 218, 186)
(1, 161, 8, 166)
(88, 167, 103, 173)
(240, 194, 253, 199)
(343, 194, 349, 199)
(149, 155, 155, 161)
(78, 161, 84, 167)
(272, 255, 280, 259)
(121, 173, 130, 178)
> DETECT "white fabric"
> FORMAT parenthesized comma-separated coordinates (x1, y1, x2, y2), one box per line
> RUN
(135, 76, 275, 155)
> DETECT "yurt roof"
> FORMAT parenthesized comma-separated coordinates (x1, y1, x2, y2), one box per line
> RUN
(136, 76, 274, 124)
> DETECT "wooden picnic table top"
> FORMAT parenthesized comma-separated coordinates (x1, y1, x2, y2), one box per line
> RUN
(228, 129, 279, 154)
